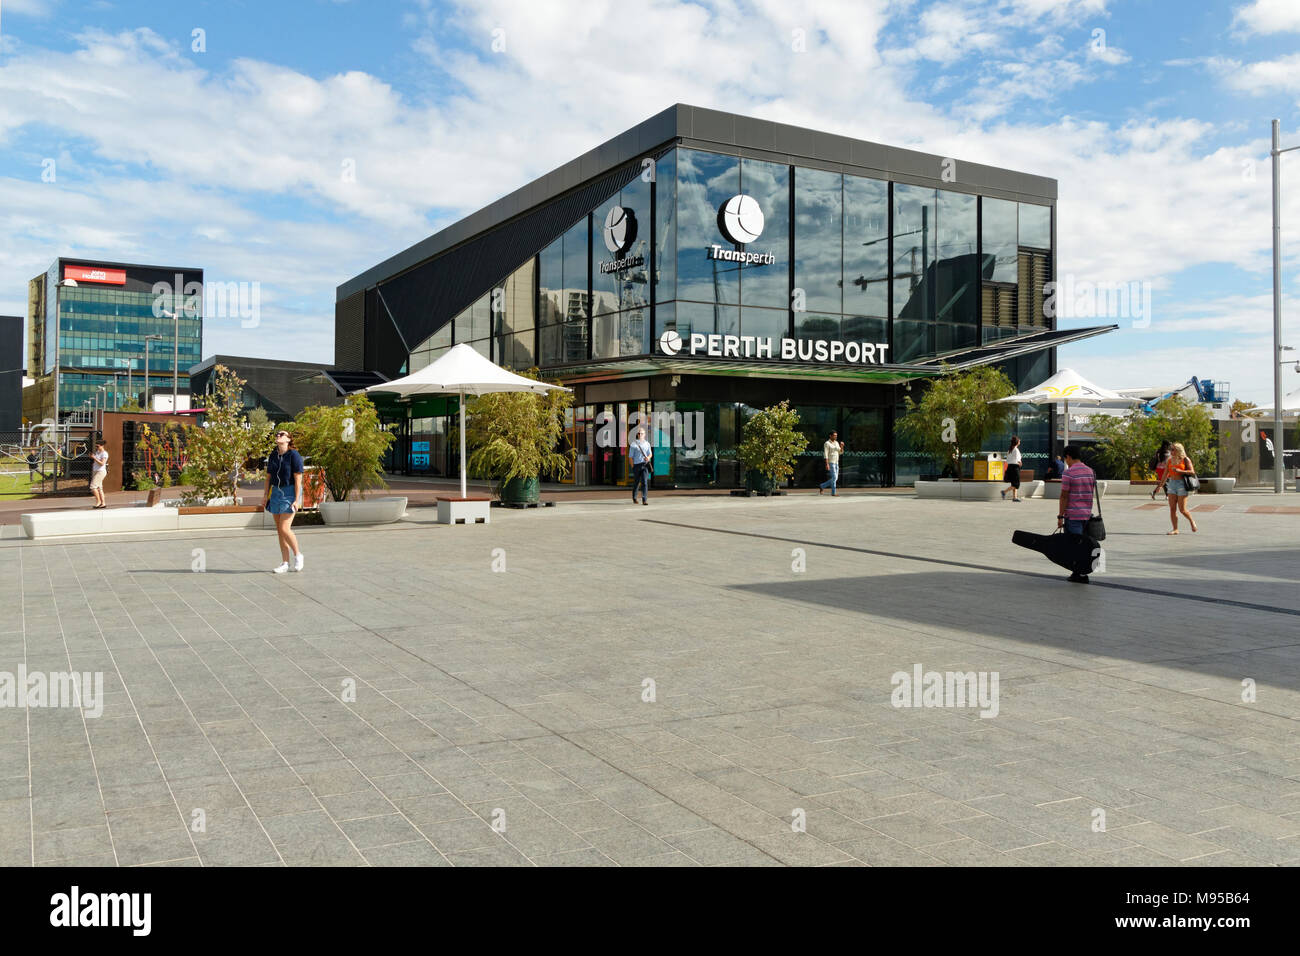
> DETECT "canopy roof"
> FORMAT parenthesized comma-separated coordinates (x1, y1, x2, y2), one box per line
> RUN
(364, 344, 570, 398)
(997, 367, 1139, 405)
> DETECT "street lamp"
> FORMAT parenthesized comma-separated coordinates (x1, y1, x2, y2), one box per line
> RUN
(1271, 120, 1300, 493)
(143, 334, 165, 412)
(160, 309, 181, 413)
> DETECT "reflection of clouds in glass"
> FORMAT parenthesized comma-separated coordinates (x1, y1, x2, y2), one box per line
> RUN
(981, 197, 1017, 283)
(677, 149, 739, 304)
(845, 176, 888, 317)
(937, 190, 977, 259)
(740, 158, 788, 308)
(796, 168, 842, 315)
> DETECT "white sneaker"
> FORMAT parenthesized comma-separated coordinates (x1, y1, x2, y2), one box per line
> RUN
(293, 553, 304, 572)
(273, 562, 289, 574)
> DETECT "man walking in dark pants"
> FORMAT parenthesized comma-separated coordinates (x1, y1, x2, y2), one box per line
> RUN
(1057, 444, 1097, 583)
(630, 427, 652, 505)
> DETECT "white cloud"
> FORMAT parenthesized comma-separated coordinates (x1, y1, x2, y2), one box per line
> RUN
(1232, 0, 1300, 36)
(0, 0, 1296, 389)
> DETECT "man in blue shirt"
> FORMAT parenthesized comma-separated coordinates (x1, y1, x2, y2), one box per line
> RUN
(629, 427, 652, 505)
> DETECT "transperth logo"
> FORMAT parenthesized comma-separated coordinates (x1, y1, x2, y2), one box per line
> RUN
(717, 194, 764, 244)
(710, 194, 775, 265)
(603, 206, 636, 255)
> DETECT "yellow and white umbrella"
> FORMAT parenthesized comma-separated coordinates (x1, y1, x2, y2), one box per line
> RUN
(995, 367, 1140, 446)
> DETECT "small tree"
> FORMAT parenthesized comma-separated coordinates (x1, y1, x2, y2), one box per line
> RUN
(736, 400, 808, 490)
(1089, 395, 1217, 478)
(1088, 412, 1156, 479)
(247, 405, 272, 432)
(1229, 399, 1262, 419)
(466, 370, 575, 490)
(293, 394, 394, 502)
(183, 365, 273, 501)
(119, 396, 143, 412)
(895, 365, 1016, 477)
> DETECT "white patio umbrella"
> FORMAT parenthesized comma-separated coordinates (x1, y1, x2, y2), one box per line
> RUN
(994, 367, 1141, 446)
(364, 343, 571, 499)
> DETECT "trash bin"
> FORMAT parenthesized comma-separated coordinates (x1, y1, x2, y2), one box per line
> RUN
(972, 451, 1004, 481)
(573, 455, 590, 486)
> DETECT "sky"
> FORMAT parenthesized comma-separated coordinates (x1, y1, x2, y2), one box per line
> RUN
(1, 0, 1298, 404)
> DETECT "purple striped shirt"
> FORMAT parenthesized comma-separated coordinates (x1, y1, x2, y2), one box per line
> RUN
(1060, 462, 1096, 520)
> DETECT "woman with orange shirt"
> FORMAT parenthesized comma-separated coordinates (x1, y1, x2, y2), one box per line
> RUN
(1159, 441, 1198, 535)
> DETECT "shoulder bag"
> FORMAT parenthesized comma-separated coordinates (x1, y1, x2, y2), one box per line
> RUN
(1086, 480, 1106, 541)
(1183, 461, 1201, 493)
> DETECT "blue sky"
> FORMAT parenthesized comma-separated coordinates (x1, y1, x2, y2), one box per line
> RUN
(1, 0, 1298, 403)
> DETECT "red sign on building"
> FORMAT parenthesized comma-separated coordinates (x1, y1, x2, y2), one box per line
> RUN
(63, 265, 127, 285)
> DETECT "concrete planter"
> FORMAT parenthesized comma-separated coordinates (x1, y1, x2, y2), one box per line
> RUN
(914, 480, 1004, 501)
(1199, 477, 1236, 494)
(319, 496, 407, 526)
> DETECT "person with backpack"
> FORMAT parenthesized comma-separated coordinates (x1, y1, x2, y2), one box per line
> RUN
(1157, 441, 1198, 534)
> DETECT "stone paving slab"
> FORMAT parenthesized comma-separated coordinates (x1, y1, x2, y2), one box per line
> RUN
(0, 492, 1297, 866)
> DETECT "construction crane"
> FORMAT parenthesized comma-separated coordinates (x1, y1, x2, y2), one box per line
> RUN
(1139, 377, 1229, 414)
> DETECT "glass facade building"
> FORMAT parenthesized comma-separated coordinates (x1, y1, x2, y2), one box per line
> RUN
(25, 259, 204, 422)
(336, 106, 1114, 487)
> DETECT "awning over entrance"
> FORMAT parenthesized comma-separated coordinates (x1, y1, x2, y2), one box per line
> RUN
(548, 324, 1119, 386)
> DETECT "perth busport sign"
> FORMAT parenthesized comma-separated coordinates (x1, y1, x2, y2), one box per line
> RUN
(656, 194, 890, 365)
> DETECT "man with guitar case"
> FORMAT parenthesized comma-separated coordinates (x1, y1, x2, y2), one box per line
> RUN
(1011, 445, 1104, 583)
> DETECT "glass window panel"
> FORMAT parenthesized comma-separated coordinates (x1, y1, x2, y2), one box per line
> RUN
(655, 150, 676, 304)
(935, 190, 979, 324)
(539, 323, 563, 367)
(935, 322, 976, 354)
(843, 175, 889, 319)
(538, 239, 564, 326)
(842, 315, 888, 346)
(562, 217, 589, 319)
(674, 301, 738, 340)
(560, 317, 588, 363)
(794, 168, 843, 314)
(795, 313, 841, 340)
(892, 183, 936, 322)
(893, 319, 933, 363)
(740, 307, 786, 343)
(494, 258, 535, 336)
(1019, 203, 1051, 249)
(675, 148, 740, 306)
(981, 197, 1018, 284)
(738, 158, 789, 309)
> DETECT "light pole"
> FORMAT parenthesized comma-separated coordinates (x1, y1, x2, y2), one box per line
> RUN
(160, 308, 180, 412)
(1271, 120, 1300, 493)
(143, 333, 166, 412)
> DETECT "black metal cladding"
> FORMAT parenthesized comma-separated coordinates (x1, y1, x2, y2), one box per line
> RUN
(334, 291, 364, 370)
(372, 153, 664, 360)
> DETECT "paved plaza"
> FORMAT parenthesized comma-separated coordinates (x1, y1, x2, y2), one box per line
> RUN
(1, 491, 1298, 866)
